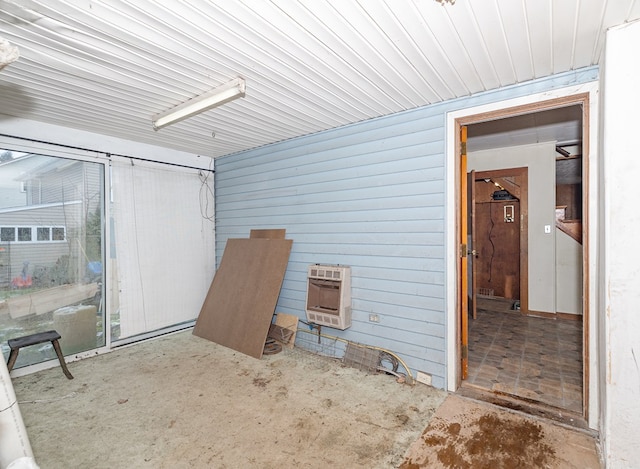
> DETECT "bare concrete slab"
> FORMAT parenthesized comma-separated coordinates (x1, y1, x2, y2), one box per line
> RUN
(12, 330, 447, 469)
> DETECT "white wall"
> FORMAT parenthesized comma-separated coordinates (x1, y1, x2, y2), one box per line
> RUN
(468, 142, 556, 313)
(600, 19, 640, 468)
(555, 230, 582, 315)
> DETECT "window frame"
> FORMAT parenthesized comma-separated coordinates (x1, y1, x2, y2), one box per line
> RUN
(0, 225, 67, 243)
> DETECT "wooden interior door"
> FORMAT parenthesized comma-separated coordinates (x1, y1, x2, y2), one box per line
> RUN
(474, 198, 520, 299)
(472, 169, 527, 309)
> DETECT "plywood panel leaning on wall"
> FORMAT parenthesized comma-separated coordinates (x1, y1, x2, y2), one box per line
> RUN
(249, 228, 286, 239)
(193, 236, 293, 359)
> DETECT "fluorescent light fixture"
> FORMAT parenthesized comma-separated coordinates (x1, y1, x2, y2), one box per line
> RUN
(152, 77, 246, 130)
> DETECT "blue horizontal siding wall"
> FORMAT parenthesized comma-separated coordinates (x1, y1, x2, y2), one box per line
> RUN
(214, 66, 598, 389)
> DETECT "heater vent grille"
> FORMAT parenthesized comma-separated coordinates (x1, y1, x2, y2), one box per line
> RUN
(306, 265, 351, 330)
(309, 268, 342, 280)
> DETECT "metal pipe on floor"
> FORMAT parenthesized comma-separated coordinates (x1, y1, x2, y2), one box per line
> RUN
(0, 359, 37, 469)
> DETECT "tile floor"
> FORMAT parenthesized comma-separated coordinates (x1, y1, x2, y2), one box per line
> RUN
(465, 301, 583, 414)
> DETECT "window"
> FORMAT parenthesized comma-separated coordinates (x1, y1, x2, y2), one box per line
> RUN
(52, 227, 65, 241)
(0, 226, 66, 242)
(37, 227, 50, 241)
(0, 227, 15, 242)
(0, 150, 104, 370)
(17, 227, 31, 241)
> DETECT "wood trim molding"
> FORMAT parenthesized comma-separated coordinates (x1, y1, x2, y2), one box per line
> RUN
(557, 312, 583, 321)
(523, 310, 582, 322)
(456, 93, 590, 127)
(556, 219, 582, 244)
(524, 310, 557, 319)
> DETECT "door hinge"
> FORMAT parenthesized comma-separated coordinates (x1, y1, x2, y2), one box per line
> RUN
(460, 244, 476, 257)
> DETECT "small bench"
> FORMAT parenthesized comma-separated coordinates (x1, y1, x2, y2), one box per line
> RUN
(7, 330, 74, 379)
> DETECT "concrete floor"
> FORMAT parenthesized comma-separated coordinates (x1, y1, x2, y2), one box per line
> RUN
(11, 330, 447, 469)
(11, 330, 601, 468)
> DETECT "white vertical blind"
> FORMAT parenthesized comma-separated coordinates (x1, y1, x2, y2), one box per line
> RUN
(111, 159, 215, 338)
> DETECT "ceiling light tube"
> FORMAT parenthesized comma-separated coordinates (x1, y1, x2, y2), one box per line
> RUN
(152, 77, 246, 130)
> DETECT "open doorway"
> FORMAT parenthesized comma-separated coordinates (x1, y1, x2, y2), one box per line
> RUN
(448, 90, 593, 424)
(465, 127, 583, 414)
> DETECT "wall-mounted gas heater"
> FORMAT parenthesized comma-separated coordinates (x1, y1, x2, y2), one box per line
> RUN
(305, 264, 351, 330)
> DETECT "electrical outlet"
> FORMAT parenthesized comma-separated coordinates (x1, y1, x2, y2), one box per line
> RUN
(416, 371, 432, 386)
(368, 314, 380, 323)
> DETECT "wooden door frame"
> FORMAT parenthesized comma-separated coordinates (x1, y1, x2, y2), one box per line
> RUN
(445, 83, 597, 427)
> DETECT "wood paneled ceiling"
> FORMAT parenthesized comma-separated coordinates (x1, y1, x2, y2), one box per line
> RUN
(0, 0, 638, 158)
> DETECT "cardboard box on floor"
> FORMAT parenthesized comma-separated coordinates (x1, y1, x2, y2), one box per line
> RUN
(193, 229, 292, 359)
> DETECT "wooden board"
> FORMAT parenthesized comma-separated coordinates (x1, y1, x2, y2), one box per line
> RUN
(274, 312, 298, 349)
(193, 238, 292, 359)
(250, 229, 286, 239)
(4, 283, 99, 319)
